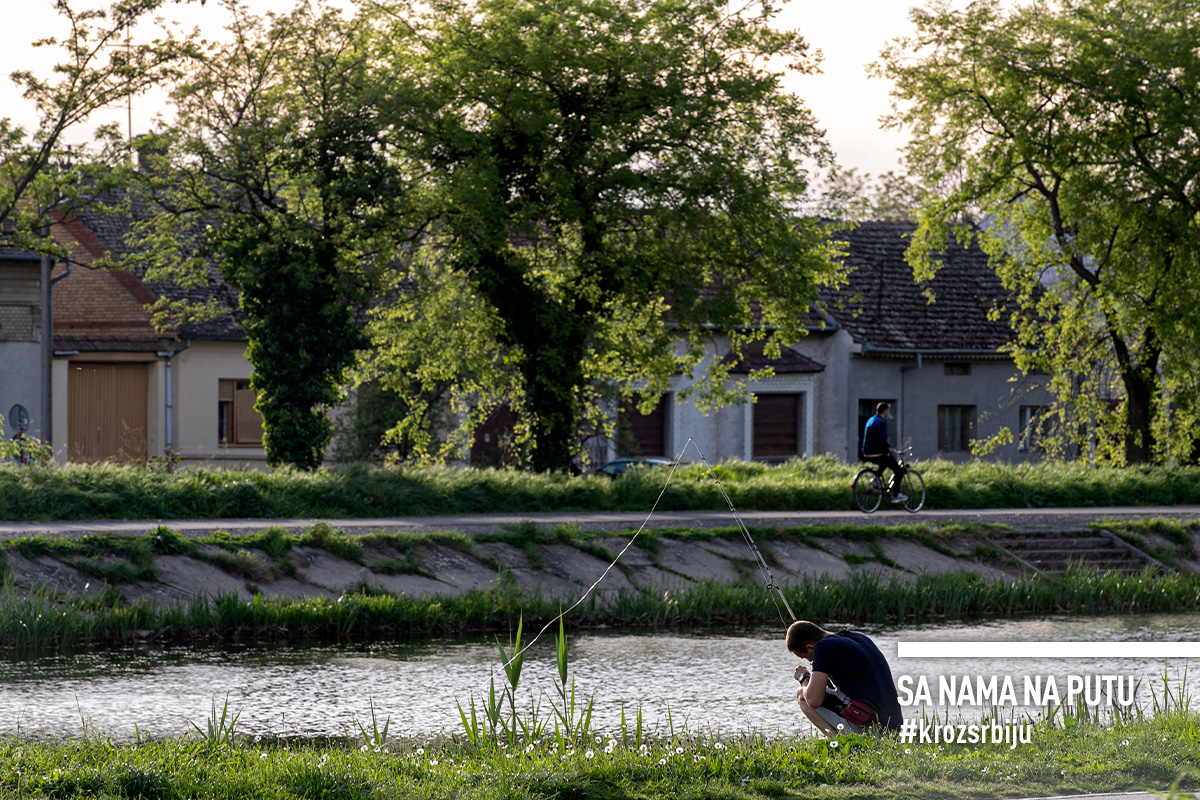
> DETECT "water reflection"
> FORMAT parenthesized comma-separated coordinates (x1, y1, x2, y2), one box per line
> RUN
(2, 612, 1197, 741)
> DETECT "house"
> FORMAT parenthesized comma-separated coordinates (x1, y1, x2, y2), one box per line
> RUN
(2, 201, 266, 466)
(608, 221, 1053, 465)
(0, 246, 49, 445)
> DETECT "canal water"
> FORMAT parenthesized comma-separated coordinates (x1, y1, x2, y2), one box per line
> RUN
(2, 612, 1198, 741)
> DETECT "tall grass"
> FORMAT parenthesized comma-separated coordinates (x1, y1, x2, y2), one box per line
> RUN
(4, 458, 1200, 521)
(5, 565, 1200, 653)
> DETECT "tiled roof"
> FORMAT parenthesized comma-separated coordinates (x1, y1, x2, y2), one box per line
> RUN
(54, 336, 163, 353)
(820, 220, 1014, 354)
(69, 193, 245, 341)
(723, 340, 824, 374)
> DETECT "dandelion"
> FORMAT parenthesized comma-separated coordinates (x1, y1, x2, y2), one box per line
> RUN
(429, 758, 438, 766)
(658, 758, 667, 765)
(585, 750, 595, 760)
(416, 747, 425, 756)
(604, 743, 615, 754)
(360, 745, 368, 753)
(524, 744, 535, 754)
(506, 754, 514, 759)
(836, 723, 845, 731)
(639, 744, 648, 753)
(595, 735, 602, 745)
(675, 746, 684, 754)
(829, 741, 839, 749)
(260, 753, 268, 760)
(904, 748, 911, 754)
(713, 742, 725, 751)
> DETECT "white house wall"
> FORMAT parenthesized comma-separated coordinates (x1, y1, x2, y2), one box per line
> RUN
(173, 340, 267, 467)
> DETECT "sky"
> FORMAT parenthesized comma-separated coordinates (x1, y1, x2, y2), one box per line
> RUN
(0, 0, 916, 179)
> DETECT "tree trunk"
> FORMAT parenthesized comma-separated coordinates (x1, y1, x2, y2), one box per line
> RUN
(1120, 365, 1156, 465)
(473, 248, 590, 473)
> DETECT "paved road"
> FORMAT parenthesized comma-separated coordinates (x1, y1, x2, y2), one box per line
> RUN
(2, 505, 1199, 539)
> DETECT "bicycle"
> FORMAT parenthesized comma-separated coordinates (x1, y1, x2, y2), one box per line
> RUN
(851, 448, 925, 513)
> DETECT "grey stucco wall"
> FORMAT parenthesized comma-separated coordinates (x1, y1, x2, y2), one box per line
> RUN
(847, 356, 1054, 464)
(0, 342, 45, 440)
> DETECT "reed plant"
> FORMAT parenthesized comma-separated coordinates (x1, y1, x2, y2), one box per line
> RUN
(5, 457, 1200, 521)
(5, 564, 1200, 653)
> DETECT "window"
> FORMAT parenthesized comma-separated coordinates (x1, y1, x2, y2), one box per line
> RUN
(617, 394, 669, 457)
(752, 393, 803, 460)
(218, 379, 264, 446)
(856, 398, 895, 459)
(1018, 405, 1051, 452)
(937, 405, 975, 452)
(944, 362, 971, 376)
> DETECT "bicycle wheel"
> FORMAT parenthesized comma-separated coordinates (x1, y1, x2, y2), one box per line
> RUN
(899, 469, 925, 513)
(852, 468, 884, 513)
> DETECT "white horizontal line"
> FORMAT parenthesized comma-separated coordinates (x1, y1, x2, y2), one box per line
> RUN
(897, 642, 1200, 659)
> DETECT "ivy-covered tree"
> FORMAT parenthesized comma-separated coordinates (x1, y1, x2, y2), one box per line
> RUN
(875, 0, 1200, 464)
(370, 0, 843, 472)
(129, 1, 419, 468)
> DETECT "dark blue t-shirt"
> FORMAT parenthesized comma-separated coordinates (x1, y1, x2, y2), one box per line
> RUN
(812, 630, 903, 731)
(862, 415, 889, 458)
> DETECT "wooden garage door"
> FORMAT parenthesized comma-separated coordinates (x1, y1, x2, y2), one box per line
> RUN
(753, 393, 799, 458)
(618, 395, 668, 457)
(68, 362, 148, 462)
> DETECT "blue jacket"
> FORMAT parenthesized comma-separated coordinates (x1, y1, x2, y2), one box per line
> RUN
(862, 414, 889, 458)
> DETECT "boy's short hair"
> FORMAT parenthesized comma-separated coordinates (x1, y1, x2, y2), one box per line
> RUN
(876, 401, 891, 415)
(785, 620, 828, 656)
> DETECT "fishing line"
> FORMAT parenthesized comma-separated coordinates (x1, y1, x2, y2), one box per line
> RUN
(692, 449, 796, 625)
(474, 436, 796, 704)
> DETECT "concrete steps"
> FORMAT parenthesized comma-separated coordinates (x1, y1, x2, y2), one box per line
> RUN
(988, 530, 1168, 575)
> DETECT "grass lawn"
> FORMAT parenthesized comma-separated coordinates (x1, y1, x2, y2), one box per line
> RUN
(3, 709, 1197, 800)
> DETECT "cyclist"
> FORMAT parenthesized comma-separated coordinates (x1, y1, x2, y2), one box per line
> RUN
(861, 402, 906, 503)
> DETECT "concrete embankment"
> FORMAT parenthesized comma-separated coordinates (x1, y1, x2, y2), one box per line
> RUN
(3, 507, 1198, 606)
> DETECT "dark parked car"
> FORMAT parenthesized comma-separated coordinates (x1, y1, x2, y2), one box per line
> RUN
(593, 457, 676, 478)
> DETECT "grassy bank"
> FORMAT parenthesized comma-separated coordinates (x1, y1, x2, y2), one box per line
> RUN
(2, 709, 1197, 800)
(5, 565, 1200, 652)
(4, 458, 1200, 521)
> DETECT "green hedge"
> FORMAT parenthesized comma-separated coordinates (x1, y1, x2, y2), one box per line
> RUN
(3, 457, 1200, 521)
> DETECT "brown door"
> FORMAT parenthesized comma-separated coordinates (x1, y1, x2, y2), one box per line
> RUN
(618, 395, 668, 457)
(753, 393, 799, 459)
(68, 362, 149, 462)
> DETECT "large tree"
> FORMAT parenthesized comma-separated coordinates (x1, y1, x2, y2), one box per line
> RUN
(875, 0, 1200, 465)
(129, 1, 419, 468)
(369, 0, 843, 472)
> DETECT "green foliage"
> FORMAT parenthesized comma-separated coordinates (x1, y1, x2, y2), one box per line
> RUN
(365, 0, 844, 471)
(128, 2, 416, 470)
(303, 522, 364, 564)
(875, 0, 1200, 465)
(0, 0, 195, 258)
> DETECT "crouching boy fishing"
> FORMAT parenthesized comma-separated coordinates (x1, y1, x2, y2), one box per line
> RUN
(786, 620, 904, 736)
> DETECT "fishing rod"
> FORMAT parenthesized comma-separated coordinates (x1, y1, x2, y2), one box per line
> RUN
(695, 452, 797, 624)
